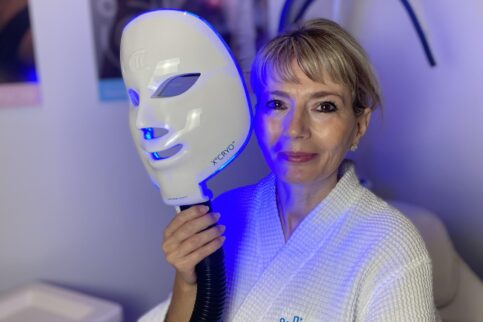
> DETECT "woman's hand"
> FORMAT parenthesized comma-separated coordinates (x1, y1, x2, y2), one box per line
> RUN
(162, 205, 226, 286)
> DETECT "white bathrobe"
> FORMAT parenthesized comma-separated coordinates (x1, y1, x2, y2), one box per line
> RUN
(139, 164, 436, 321)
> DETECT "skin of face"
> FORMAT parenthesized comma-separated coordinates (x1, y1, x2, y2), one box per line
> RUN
(255, 61, 372, 197)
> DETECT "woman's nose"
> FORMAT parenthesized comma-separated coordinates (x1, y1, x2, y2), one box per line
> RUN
(285, 108, 309, 139)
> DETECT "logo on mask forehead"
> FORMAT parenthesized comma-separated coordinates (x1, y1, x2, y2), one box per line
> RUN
(129, 50, 147, 71)
(212, 141, 236, 166)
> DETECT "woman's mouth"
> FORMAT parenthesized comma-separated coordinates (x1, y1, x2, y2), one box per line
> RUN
(279, 152, 317, 163)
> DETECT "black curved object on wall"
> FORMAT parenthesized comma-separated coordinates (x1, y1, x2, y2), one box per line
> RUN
(399, 0, 436, 66)
(278, 0, 436, 67)
(278, 0, 315, 33)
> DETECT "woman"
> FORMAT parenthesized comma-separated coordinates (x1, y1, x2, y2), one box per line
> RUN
(141, 18, 436, 321)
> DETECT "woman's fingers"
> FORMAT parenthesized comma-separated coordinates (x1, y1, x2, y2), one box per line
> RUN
(161, 206, 226, 285)
(163, 211, 221, 253)
(175, 235, 226, 273)
(164, 205, 209, 240)
(173, 224, 226, 259)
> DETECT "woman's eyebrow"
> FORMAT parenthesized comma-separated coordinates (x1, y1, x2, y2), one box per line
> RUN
(266, 89, 347, 103)
(309, 90, 343, 100)
(310, 90, 347, 105)
(267, 90, 290, 98)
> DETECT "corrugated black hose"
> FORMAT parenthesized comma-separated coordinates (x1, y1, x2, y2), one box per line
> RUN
(180, 201, 226, 322)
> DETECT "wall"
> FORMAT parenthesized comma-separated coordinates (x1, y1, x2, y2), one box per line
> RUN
(346, 0, 483, 279)
(0, 1, 267, 321)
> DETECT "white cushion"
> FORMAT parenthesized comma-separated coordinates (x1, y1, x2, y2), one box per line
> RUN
(389, 201, 459, 307)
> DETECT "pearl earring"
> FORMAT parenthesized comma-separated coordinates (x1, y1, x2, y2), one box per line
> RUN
(350, 144, 358, 152)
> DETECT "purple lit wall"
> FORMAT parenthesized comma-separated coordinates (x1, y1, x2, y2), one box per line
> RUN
(343, 0, 483, 278)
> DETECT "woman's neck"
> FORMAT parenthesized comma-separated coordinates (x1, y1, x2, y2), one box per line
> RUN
(276, 175, 337, 241)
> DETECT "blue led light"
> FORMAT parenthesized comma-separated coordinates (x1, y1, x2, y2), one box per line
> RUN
(142, 128, 154, 140)
(142, 128, 161, 160)
(217, 154, 237, 172)
(152, 152, 161, 160)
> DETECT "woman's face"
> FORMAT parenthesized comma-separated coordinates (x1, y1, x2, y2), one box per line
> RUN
(255, 61, 371, 186)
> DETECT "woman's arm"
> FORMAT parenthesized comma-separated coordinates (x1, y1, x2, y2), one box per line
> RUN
(164, 273, 197, 322)
(358, 258, 438, 321)
(139, 205, 225, 322)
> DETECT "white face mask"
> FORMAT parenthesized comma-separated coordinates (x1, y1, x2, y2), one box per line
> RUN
(120, 10, 251, 206)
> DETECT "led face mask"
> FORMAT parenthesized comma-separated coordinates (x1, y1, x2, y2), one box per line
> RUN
(120, 10, 251, 206)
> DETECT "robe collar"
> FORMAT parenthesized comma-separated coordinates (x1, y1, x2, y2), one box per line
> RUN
(233, 160, 364, 321)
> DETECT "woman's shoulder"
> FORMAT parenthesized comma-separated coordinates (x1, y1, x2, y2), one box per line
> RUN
(351, 187, 430, 264)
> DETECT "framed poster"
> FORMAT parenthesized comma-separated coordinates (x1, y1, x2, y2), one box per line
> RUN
(0, 0, 41, 107)
(90, 0, 269, 101)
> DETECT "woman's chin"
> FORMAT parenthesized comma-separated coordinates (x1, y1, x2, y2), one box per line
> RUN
(274, 168, 316, 185)
(273, 165, 339, 188)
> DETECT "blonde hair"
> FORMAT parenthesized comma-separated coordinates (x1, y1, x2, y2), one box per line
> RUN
(251, 18, 382, 114)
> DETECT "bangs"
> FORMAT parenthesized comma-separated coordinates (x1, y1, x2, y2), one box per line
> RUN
(250, 19, 381, 112)
(251, 32, 357, 96)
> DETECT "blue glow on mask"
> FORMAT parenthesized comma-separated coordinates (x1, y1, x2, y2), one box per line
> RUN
(152, 152, 161, 160)
(217, 154, 237, 172)
(142, 128, 154, 140)
(128, 89, 140, 106)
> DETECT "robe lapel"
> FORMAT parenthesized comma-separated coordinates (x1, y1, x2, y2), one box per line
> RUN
(233, 167, 363, 321)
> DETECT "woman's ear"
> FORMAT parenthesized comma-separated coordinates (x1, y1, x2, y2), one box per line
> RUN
(353, 108, 372, 145)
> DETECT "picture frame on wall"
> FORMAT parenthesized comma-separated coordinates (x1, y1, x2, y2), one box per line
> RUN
(90, 0, 269, 102)
(0, 0, 41, 108)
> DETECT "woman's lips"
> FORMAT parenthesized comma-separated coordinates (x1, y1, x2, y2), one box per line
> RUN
(279, 151, 317, 163)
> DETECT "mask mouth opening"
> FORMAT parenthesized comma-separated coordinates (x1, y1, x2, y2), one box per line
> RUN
(151, 144, 183, 160)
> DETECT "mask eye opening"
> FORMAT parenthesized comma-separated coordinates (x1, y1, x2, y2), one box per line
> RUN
(152, 73, 201, 98)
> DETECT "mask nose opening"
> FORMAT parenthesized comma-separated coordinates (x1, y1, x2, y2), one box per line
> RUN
(142, 127, 169, 140)
(141, 128, 182, 161)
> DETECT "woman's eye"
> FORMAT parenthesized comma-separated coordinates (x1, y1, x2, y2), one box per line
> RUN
(315, 102, 337, 113)
(266, 99, 285, 110)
